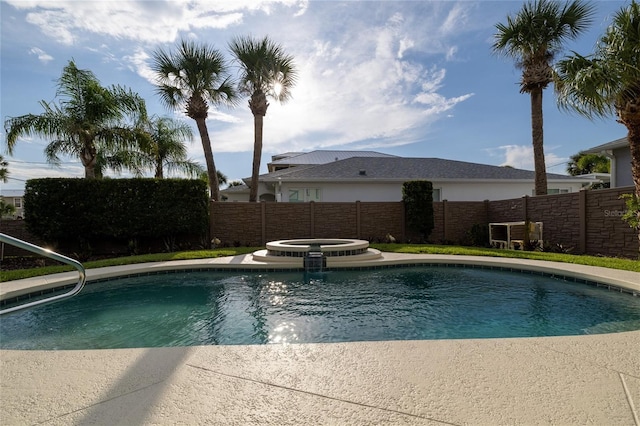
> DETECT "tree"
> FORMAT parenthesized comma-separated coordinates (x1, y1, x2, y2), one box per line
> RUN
(566, 151, 610, 175)
(152, 40, 236, 201)
(228, 35, 297, 202)
(0, 154, 15, 218)
(140, 116, 202, 179)
(0, 154, 8, 183)
(199, 170, 228, 187)
(555, 0, 640, 247)
(4, 60, 148, 179)
(92, 117, 202, 179)
(567, 151, 610, 189)
(493, 0, 595, 195)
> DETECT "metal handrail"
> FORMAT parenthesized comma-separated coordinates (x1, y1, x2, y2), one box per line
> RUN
(0, 233, 86, 315)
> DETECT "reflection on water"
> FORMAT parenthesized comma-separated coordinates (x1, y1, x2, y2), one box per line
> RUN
(1, 267, 639, 350)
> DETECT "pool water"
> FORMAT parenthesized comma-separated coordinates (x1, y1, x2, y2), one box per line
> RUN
(1, 267, 639, 349)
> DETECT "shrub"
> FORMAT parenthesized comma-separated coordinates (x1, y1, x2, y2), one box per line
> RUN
(402, 180, 434, 242)
(24, 178, 209, 251)
(466, 223, 490, 247)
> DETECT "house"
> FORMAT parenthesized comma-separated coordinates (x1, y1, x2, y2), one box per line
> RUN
(221, 150, 598, 202)
(223, 150, 397, 202)
(0, 190, 25, 219)
(585, 137, 632, 188)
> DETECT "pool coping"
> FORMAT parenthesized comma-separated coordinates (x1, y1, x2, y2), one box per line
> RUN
(1, 252, 640, 425)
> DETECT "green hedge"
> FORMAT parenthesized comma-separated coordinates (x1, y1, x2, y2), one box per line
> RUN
(402, 180, 435, 241)
(24, 178, 209, 244)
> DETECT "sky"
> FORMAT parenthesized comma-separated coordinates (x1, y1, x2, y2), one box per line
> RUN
(0, 0, 629, 192)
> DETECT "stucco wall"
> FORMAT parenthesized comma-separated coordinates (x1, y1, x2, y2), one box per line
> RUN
(613, 146, 633, 187)
(273, 180, 587, 202)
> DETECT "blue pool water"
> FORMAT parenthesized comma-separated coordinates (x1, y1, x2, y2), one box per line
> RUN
(1, 267, 639, 350)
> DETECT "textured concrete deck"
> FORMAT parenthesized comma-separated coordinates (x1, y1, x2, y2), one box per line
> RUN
(1, 253, 639, 425)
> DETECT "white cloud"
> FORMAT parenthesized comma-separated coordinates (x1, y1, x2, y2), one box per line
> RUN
(7, 1, 477, 159)
(28, 47, 54, 63)
(439, 3, 470, 36)
(4, 161, 85, 187)
(206, 5, 475, 154)
(8, 1, 307, 45)
(493, 145, 566, 172)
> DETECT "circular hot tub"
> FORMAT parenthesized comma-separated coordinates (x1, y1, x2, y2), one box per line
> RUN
(266, 239, 370, 258)
(252, 239, 382, 264)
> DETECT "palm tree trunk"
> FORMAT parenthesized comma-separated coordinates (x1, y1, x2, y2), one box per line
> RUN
(627, 124, 640, 253)
(155, 162, 163, 179)
(195, 118, 220, 201)
(250, 114, 264, 202)
(80, 144, 97, 179)
(530, 88, 548, 196)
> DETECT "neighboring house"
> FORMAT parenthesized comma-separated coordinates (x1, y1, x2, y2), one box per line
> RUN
(585, 137, 631, 188)
(221, 183, 251, 202)
(221, 150, 598, 202)
(0, 190, 25, 219)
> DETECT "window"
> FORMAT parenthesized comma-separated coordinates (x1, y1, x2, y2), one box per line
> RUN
(432, 188, 441, 202)
(307, 188, 322, 202)
(288, 189, 301, 202)
(288, 188, 321, 202)
(546, 188, 570, 195)
(14, 198, 22, 208)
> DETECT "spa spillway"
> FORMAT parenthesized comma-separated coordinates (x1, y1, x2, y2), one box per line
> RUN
(252, 239, 382, 266)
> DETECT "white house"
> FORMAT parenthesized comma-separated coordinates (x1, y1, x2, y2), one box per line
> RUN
(585, 137, 632, 188)
(221, 150, 599, 202)
(0, 190, 25, 219)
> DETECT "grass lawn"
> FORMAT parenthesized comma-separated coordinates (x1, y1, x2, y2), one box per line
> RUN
(1, 243, 638, 282)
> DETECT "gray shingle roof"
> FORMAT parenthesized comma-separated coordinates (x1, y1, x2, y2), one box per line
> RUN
(268, 150, 397, 167)
(261, 157, 589, 182)
(585, 137, 628, 153)
(221, 184, 249, 193)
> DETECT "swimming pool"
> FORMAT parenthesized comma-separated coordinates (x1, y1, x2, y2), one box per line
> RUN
(2, 266, 639, 350)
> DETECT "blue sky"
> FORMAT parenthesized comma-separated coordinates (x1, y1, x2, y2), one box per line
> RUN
(0, 0, 628, 191)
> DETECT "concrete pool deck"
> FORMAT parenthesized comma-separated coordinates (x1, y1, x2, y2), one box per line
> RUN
(1, 252, 639, 425)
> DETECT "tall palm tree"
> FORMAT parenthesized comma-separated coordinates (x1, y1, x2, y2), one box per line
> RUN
(555, 0, 640, 241)
(4, 60, 148, 178)
(228, 35, 297, 202)
(493, 0, 595, 195)
(152, 40, 236, 201)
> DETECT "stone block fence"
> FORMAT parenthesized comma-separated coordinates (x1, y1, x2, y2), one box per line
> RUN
(1, 186, 637, 259)
(211, 186, 638, 259)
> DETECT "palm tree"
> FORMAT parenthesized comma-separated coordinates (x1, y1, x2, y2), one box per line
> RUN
(0, 154, 9, 183)
(555, 0, 640, 242)
(4, 60, 148, 179)
(142, 116, 202, 179)
(228, 35, 297, 202)
(152, 40, 236, 201)
(493, 0, 595, 195)
(199, 170, 228, 187)
(91, 117, 201, 179)
(566, 151, 610, 175)
(94, 150, 145, 179)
